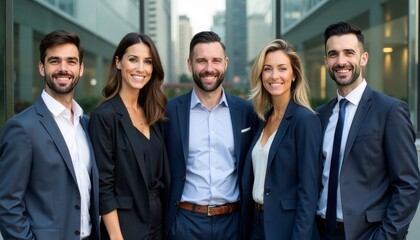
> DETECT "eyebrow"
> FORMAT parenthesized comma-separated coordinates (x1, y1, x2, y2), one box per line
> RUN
(47, 56, 79, 62)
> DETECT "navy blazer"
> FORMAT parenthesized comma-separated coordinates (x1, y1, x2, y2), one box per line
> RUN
(0, 97, 100, 240)
(241, 100, 322, 240)
(89, 95, 170, 240)
(317, 86, 420, 239)
(163, 90, 257, 236)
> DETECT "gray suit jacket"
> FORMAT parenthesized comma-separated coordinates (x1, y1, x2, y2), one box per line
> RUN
(317, 86, 420, 240)
(0, 97, 100, 240)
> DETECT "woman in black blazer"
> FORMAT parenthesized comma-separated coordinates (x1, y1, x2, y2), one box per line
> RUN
(89, 33, 169, 240)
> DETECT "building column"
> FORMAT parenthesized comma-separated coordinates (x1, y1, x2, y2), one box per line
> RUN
(18, 25, 33, 103)
(367, 4, 384, 92)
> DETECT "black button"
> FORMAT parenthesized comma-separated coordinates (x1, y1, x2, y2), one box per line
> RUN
(181, 176, 185, 181)
(75, 204, 80, 210)
(75, 230, 80, 236)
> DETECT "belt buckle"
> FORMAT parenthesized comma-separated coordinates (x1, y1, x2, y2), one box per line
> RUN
(207, 205, 216, 216)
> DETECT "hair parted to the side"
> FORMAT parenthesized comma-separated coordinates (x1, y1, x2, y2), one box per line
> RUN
(324, 21, 365, 52)
(39, 29, 83, 64)
(102, 32, 167, 125)
(189, 31, 226, 59)
(249, 39, 312, 121)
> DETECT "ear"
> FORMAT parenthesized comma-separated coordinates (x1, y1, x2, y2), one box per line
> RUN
(115, 56, 121, 70)
(79, 62, 84, 77)
(38, 61, 45, 77)
(225, 57, 229, 70)
(360, 51, 368, 67)
(187, 58, 192, 73)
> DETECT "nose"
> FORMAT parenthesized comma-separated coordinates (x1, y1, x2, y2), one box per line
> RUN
(336, 53, 347, 65)
(272, 69, 280, 79)
(136, 62, 144, 71)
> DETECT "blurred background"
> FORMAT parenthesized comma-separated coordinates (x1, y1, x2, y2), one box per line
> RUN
(0, 0, 420, 238)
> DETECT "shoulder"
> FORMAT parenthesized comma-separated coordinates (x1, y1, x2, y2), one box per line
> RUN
(225, 92, 253, 109)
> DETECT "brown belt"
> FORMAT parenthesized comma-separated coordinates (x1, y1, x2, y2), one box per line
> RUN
(178, 202, 238, 216)
(254, 202, 264, 212)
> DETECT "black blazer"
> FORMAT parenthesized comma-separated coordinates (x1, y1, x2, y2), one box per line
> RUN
(89, 95, 170, 240)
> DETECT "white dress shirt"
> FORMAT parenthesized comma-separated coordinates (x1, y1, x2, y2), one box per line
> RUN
(317, 80, 367, 221)
(42, 90, 92, 238)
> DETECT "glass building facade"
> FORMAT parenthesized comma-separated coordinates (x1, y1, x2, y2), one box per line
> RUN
(0, 0, 419, 238)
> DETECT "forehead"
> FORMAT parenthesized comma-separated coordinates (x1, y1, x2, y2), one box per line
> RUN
(192, 42, 225, 59)
(264, 50, 290, 65)
(326, 34, 361, 52)
(124, 42, 151, 57)
(45, 43, 79, 59)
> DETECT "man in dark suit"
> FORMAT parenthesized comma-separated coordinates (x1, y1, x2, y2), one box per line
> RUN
(163, 31, 256, 240)
(0, 30, 99, 240)
(316, 21, 420, 240)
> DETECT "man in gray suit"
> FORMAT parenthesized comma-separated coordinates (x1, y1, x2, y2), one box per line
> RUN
(0, 30, 99, 240)
(316, 22, 420, 240)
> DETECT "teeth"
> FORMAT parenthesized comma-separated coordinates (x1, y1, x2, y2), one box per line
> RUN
(337, 69, 350, 73)
(270, 83, 283, 87)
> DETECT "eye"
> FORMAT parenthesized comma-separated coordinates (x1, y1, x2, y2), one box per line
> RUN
(145, 59, 153, 64)
(129, 58, 137, 63)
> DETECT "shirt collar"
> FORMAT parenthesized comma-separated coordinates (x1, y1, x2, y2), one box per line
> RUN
(337, 79, 367, 107)
(190, 87, 229, 110)
(41, 90, 83, 118)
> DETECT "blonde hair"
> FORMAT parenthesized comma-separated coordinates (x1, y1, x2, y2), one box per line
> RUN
(249, 39, 312, 120)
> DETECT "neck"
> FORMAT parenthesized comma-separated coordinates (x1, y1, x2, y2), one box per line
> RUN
(194, 87, 223, 110)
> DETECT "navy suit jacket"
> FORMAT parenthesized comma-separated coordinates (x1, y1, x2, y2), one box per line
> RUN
(317, 86, 420, 240)
(241, 100, 322, 240)
(89, 95, 170, 240)
(0, 97, 100, 240)
(163, 90, 257, 235)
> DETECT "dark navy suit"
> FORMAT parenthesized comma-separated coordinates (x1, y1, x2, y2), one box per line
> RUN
(241, 100, 322, 240)
(316, 86, 420, 239)
(163, 90, 257, 238)
(0, 97, 100, 240)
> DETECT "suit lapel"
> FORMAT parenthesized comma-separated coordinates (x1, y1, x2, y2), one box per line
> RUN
(318, 99, 337, 133)
(226, 93, 242, 167)
(177, 92, 192, 164)
(111, 96, 149, 185)
(342, 86, 373, 161)
(35, 98, 78, 183)
(267, 100, 296, 168)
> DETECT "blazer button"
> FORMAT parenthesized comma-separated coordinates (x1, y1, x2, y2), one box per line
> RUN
(264, 188, 270, 196)
(75, 230, 80, 236)
(181, 176, 186, 181)
(75, 204, 80, 210)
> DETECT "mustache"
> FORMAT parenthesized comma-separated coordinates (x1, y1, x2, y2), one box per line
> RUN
(52, 71, 74, 78)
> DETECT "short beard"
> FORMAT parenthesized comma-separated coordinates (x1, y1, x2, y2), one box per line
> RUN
(192, 70, 224, 92)
(328, 65, 360, 87)
(45, 75, 78, 95)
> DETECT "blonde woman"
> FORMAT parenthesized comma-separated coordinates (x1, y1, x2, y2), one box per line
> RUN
(241, 39, 322, 239)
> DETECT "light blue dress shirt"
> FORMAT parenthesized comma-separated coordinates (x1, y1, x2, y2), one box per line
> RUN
(181, 88, 238, 205)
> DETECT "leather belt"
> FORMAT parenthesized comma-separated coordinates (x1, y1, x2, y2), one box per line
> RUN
(178, 202, 238, 216)
(316, 215, 345, 232)
(254, 202, 264, 212)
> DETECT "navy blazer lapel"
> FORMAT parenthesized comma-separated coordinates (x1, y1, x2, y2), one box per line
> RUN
(111, 96, 149, 185)
(318, 99, 337, 133)
(176, 92, 192, 164)
(226, 93, 242, 167)
(35, 98, 78, 183)
(342, 86, 373, 161)
(266, 100, 296, 168)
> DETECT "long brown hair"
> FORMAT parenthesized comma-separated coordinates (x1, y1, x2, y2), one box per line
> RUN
(102, 32, 167, 125)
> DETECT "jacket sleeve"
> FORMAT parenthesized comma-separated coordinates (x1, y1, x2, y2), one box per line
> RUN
(0, 119, 35, 240)
(374, 101, 420, 239)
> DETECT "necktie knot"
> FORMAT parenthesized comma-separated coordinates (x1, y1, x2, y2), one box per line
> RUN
(339, 98, 349, 108)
